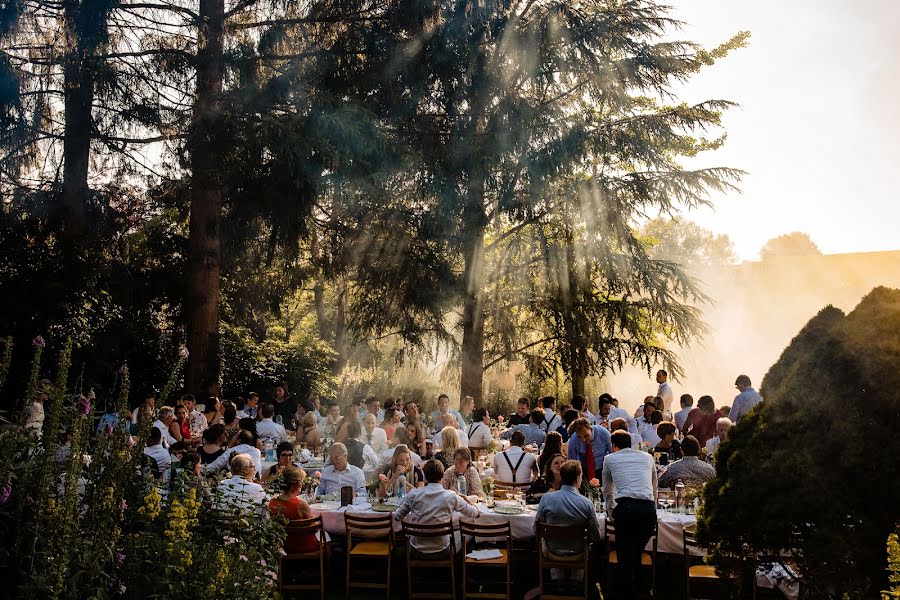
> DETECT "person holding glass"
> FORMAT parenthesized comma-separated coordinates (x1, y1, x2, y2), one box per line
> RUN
(377, 444, 425, 498)
(439, 448, 484, 500)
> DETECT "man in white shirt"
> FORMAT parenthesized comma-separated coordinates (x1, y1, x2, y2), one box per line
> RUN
(360, 413, 390, 454)
(433, 414, 470, 448)
(143, 426, 171, 478)
(492, 431, 538, 483)
(539, 396, 562, 433)
(602, 430, 658, 600)
(705, 417, 733, 461)
(205, 430, 263, 478)
(429, 394, 466, 432)
(591, 397, 614, 429)
(131, 391, 156, 424)
(342, 421, 382, 477)
(655, 370, 675, 414)
(609, 397, 630, 422)
(152, 407, 177, 448)
(255, 403, 288, 445)
(636, 401, 657, 441)
(181, 394, 207, 433)
(729, 374, 763, 423)
(317, 443, 367, 495)
(466, 408, 493, 450)
(673, 394, 694, 431)
(215, 454, 267, 515)
(394, 459, 479, 556)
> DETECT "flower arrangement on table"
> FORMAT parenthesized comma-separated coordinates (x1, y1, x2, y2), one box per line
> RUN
(484, 439, 499, 455)
(301, 471, 321, 495)
(481, 475, 495, 497)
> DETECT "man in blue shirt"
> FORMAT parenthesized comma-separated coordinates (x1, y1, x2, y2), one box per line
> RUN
(429, 393, 465, 432)
(730, 374, 763, 423)
(566, 418, 612, 482)
(501, 410, 547, 447)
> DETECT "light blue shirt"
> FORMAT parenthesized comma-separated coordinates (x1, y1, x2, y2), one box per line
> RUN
(430, 409, 466, 431)
(501, 423, 546, 446)
(730, 387, 763, 423)
(535, 485, 601, 554)
(394, 483, 479, 552)
(316, 464, 367, 496)
(567, 426, 613, 475)
(601, 447, 657, 510)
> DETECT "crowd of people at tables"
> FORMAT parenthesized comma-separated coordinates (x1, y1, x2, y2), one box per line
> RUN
(26, 373, 762, 599)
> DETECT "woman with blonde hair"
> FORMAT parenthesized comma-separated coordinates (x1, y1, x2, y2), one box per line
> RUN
(295, 411, 321, 449)
(377, 444, 425, 498)
(334, 403, 358, 444)
(267, 466, 319, 554)
(434, 426, 460, 468)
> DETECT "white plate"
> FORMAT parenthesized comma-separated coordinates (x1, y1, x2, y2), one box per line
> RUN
(492, 505, 524, 515)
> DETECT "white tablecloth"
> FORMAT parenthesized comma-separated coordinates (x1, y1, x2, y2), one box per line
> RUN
(313, 502, 697, 555)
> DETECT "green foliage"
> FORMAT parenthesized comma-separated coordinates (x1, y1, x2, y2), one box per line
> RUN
(639, 217, 737, 267)
(760, 231, 821, 260)
(699, 287, 900, 599)
(886, 532, 900, 599)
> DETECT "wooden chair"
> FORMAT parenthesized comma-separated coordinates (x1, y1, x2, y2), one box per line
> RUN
(604, 517, 658, 596)
(459, 519, 512, 600)
(684, 524, 730, 599)
(536, 520, 590, 600)
(279, 516, 326, 600)
(401, 520, 458, 600)
(345, 512, 394, 600)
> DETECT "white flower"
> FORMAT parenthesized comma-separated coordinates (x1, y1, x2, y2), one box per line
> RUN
(178, 346, 189, 360)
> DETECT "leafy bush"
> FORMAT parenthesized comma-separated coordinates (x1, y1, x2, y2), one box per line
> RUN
(699, 287, 900, 599)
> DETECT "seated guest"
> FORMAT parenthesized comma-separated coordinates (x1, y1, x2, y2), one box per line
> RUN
(394, 419, 426, 457)
(590, 396, 614, 429)
(429, 393, 466, 432)
(558, 410, 578, 442)
(381, 408, 401, 442)
(131, 391, 156, 425)
(705, 417, 733, 460)
(317, 443, 367, 496)
(170, 404, 191, 444)
(466, 408, 493, 451)
(501, 410, 547, 447)
(205, 430, 263, 478)
(433, 414, 470, 447)
(378, 444, 426, 498)
(602, 430, 658, 600)
(295, 411, 321, 449)
(654, 421, 682, 460)
(492, 431, 538, 484)
(360, 413, 389, 454)
(361, 396, 385, 426)
(343, 420, 381, 475)
(262, 442, 295, 483)
(539, 396, 562, 433)
(535, 459, 601, 557)
(720, 405, 731, 419)
(221, 404, 240, 442)
(609, 417, 642, 449)
(526, 453, 565, 504)
(319, 403, 343, 439)
(231, 417, 262, 449)
(334, 403, 359, 444)
(538, 431, 565, 474)
(658, 435, 717, 488)
(440, 448, 485, 500)
(381, 443, 425, 468)
(152, 407, 177, 448)
(641, 410, 664, 447)
(636, 401, 658, 441)
(401, 399, 420, 425)
(256, 402, 289, 445)
(460, 395, 475, 426)
(198, 424, 227, 465)
(202, 396, 222, 428)
(507, 397, 531, 427)
(674, 394, 694, 431)
(566, 418, 612, 484)
(236, 392, 259, 419)
(216, 453, 267, 515)
(433, 426, 463, 468)
(393, 459, 480, 557)
(268, 466, 319, 553)
(143, 426, 171, 479)
(681, 395, 724, 446)
(571, 394, 590, 420)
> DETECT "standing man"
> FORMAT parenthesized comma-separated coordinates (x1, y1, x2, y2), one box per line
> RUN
(429, 394, 465, 432)
(729, 375, 763, 423)
(655, 370, 674, 416)
(602, 430, 658, 600)
(566, 418, 612, 483)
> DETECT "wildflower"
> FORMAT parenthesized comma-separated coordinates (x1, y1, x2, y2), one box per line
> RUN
(589, 478, 600, 488)
(498, 415, 504, 422)
(32, 336, 45, 348)
(259, 558, 266, 567)
(117, 584, 126, 595)
(75, 395, 91, 416)
(378, 473, 387, 481)
(25, 495, 33, 507)
(178, 346, 189, 360)
(314, 471, 321, 479)
(266, 570, 278, 580)
(115, 552, 125, 568)
(223, 535, 237, 545)
(278, 548, 287, 556)
(0, 479, 11, 504)
(239, 554, 248, 562)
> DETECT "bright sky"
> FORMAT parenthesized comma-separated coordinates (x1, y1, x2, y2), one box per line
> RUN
(667, 0, 900, 261)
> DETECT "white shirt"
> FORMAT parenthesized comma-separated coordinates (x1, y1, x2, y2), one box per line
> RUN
(152, 419, 177, 448)
(642, 426, 662, 448)
(204, 443, 263, 478)
(190, 409, 208, 432)
(316, 464, 367, 495)
(601, 448, 658, 510)
(636, 418, 656, 441)
(394, 483, 479, 553)
(609, 406, 631, 422)
(492, 446, 537, 483)
(143, 444, 172, 475)
(433, 427, 469, 449)
(358, 428, 390, 454)
(382, 447, 424, 467)
(656, 381, 674, 412)
(730, 388, 764, 423)
(466, 421, 492, 449)
(256, 418, 288, 445)
(216, 475, 267, 515)
(539, 408, 562, 432)
(705, 436, 721, 458)
(674, 406, 693, 431)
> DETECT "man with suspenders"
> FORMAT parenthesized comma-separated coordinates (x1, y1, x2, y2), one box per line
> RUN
(539, 396, 562, 433)
(492, 431, 538, 484)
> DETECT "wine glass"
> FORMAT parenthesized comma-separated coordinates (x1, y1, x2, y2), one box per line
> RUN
(513, 491, 524, 509)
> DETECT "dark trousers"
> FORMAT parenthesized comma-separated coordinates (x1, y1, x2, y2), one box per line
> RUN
(612, 497, 656, 600)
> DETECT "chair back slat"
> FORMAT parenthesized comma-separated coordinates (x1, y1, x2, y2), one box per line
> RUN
(286, 516, 323, 538)
(459, 519, 510, 539)
(401, 520, 455, 537)
(345, 512, 393, 538)
(536, 521, 589, 546)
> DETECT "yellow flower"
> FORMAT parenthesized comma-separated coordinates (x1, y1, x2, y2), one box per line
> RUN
(137, 486, 161, 520)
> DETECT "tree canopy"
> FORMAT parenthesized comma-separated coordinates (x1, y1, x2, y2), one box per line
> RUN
(760, 231, 821, 260)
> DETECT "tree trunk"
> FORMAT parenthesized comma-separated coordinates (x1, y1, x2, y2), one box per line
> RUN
(460, 227, 486, 406)
(310, 227, 329, 341)
(562, 214, 584, 401)
(59, 2, 97, 238)
(332, 281, 347, 374)
(185, 0, 225, 395)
